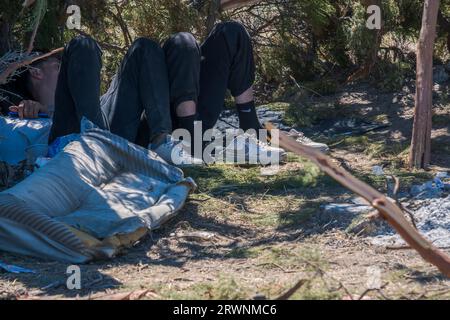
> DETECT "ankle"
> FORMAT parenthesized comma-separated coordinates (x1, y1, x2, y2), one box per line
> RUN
(237, 101, 262, 133)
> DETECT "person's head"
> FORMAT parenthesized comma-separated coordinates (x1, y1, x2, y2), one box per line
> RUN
(25, 55, 61, 103)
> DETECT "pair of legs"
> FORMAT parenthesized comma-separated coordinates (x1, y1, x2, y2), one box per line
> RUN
(164, 21, 260, 137)
(49, 35, 172, 146)
(49, 21, 260, 149)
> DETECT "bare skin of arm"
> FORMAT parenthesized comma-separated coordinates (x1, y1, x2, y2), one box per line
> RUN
(9, 100, 49, 119)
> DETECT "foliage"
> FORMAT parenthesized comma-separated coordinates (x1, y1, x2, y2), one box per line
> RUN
(3, 0, 450, 95)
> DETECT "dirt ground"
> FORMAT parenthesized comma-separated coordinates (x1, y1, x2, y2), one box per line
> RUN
(1, 82, 449, 300)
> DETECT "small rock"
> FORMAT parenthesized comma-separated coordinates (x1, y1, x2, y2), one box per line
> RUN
(372, 166, 385, 176)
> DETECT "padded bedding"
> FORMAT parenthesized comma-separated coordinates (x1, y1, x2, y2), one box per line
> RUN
(0, 121, 196, 262)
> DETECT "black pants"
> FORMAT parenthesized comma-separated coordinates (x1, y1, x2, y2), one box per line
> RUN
(49, 36, 172, 145)
(49, 21, 254, 144)
(164, 21, 255, 131)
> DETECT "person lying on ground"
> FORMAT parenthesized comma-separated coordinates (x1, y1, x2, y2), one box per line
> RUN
(7, 36, 201, 166)
(4, 21, 327, 166)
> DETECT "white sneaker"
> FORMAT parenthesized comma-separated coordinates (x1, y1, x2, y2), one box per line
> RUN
(287, 129, 329, 153)
(150, 135, 204, 167)
(214, 132, 287, 165)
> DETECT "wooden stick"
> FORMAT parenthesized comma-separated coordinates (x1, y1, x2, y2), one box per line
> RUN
(265, 123, 450, 277)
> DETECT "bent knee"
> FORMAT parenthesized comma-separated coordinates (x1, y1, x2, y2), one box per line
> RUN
(165, 32, 198, 50)
(130, 37, 162, 53)
(67, 36, 100, 53)
(218, 20, 249, 38)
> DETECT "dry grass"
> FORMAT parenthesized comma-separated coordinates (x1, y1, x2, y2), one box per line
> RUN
(1, 83, 450, 300)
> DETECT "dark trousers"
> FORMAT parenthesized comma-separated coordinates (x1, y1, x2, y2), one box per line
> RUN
(49, 37, 109, 143)
(49, 36, 172, 145)
(49, 21, 254, 144)
(164, 21, 255, 131)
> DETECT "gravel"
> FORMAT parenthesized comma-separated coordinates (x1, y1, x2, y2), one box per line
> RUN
(369, 174, 450, 248)
(370, 194, 450, 247)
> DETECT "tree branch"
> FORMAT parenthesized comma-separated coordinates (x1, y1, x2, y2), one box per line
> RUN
(266, 123, 450, 278)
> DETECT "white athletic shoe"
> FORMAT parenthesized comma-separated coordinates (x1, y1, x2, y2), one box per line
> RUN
(213, 132, 287, 165)
(151, 135, 204, 167)
(287, 129, 329, 153)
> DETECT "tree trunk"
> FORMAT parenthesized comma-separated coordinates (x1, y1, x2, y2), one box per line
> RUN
(409, 0, 440, 169)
